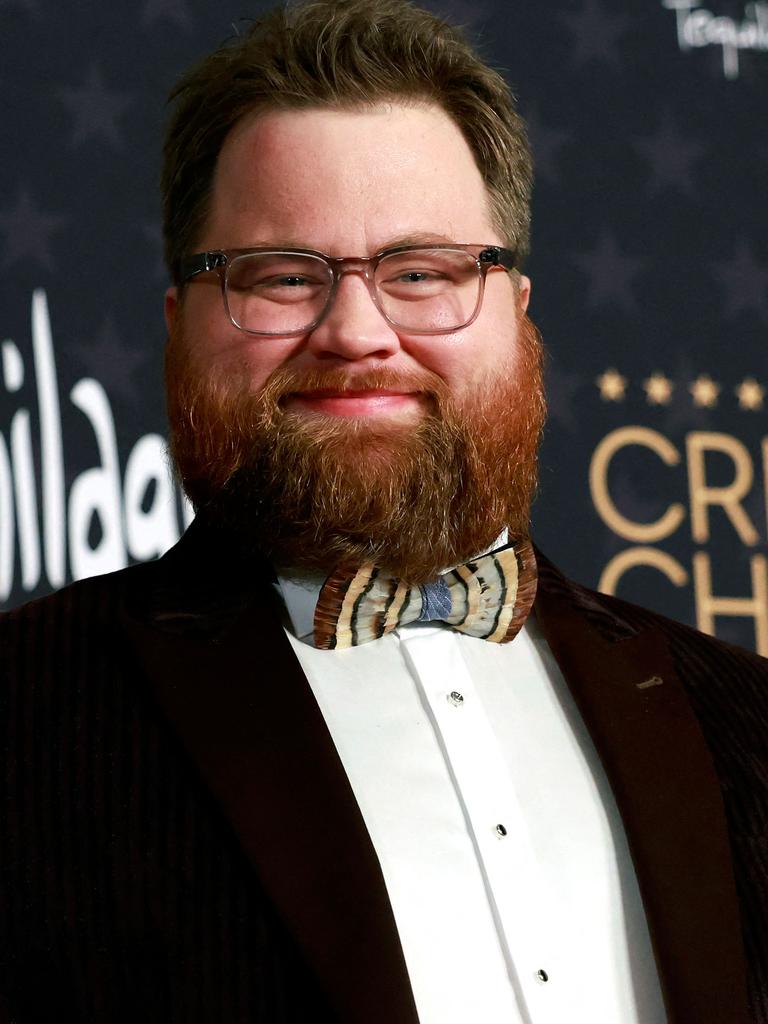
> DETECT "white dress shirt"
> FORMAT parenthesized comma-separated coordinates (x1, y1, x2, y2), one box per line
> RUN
(275, 571, 668, 1024)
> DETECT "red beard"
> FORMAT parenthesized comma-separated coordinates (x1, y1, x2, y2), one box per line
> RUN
(165, 314, 546, 583)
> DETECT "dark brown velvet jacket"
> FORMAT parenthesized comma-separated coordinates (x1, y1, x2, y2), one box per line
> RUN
(1, 518, 767, 1023)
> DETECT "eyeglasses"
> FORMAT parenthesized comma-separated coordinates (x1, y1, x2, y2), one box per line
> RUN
(179, 243, 518, 336)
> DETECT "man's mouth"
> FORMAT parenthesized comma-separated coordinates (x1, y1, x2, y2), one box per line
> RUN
(283, 388, 424, 418)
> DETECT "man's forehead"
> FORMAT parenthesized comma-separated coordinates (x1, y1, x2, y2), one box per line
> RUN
(204, 103, 497, 251)
(216, 103, 482, 191)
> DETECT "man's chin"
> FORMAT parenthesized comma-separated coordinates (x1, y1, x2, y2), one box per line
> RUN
(278, 405, 425, 444)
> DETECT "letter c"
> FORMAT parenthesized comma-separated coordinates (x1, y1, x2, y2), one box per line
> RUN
(599, 546, 689, 596)
(590, 426, 685, 543)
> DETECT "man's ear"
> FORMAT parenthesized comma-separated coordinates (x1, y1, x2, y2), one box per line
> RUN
(164, 286, 179, 334)
(518, 274, 531, 314)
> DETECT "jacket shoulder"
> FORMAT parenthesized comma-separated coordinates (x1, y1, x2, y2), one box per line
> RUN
(0, 559, 161, 658)
(536, 549, 768, 679)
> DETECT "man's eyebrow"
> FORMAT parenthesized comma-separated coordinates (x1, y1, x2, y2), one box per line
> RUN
(233, 238, 311, 250)
(224, 233, 461, 253)
(378, 232, 458, 249)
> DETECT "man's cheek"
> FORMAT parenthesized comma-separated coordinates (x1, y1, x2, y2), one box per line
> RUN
(203, 348, 272, 394)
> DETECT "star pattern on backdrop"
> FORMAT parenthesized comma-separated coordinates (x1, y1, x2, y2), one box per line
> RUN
(711, 240, 768, 323)
(735, 377, 764, 411)
(69, 315, 153, 405)
(643, 373, 674, 405)
(655, 357, 713, 433)
(522, 103, 571, 185)
(596, 368, 627, 402)
(142, 0, 192, 30)
(594, 369, 766, 412)
(558, 0, 634, 67)
(58, 64, 133, 149)
(573, 229, 642, 311)
(0, 187, 68, 271)
(632, 109, 704, 198)
(689, 374, 720, 408)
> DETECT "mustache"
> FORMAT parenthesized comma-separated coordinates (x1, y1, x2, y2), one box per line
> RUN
(260, 364, 449, 405)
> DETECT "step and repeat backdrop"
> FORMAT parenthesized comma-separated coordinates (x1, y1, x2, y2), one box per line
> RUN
(1, 0, 766, 653)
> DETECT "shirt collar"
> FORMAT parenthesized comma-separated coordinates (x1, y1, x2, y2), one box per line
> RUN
(273, 572, 327, 643)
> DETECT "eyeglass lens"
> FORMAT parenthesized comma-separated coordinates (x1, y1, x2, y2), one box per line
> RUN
(224, 249, 482, 334)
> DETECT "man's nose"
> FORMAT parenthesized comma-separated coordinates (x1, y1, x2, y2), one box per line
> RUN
(305, 271, 402, 361)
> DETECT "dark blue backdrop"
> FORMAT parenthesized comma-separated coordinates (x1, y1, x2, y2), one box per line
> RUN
(1, 0, 767, 654)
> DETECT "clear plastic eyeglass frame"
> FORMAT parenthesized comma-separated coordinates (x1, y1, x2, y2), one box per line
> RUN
(178, 243, 518, 337)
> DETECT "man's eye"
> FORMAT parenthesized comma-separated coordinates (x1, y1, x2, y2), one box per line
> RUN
(237, 273, 328, 306)
(388, 269, 443, 285)
(397, 271, 434, 283)
(242, 273, 321, 291)
(264, 275, 312, 287)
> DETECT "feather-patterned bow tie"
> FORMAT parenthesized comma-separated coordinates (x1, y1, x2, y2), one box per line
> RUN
(313, 539, 537, 650)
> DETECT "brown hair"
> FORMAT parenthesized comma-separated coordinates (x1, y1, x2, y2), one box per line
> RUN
(161, 0, 532, 284)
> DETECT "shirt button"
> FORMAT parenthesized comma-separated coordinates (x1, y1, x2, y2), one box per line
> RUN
(448, 691, 465, 706)
(495, 823, 508, 837)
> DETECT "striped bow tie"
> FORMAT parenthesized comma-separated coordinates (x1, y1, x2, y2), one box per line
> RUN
(313, 539, 537, 650)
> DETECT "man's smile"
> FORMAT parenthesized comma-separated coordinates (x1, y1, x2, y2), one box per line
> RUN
(284, 388, 424, 417)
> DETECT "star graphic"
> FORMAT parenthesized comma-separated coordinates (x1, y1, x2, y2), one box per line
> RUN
(142, 0, 192, 30)
(558, 0, 634, 67)
(572, 229, 642, 311)
(643, 373, 674, 405)
(711, 241, 768, 323)
(657, 354, 710, 434)
(69, 315, 153, 404)
(735, 377, 764, 411)
(632, 110, 704, 198)
(58, 64, 132, 149)
(0, 187, 68, 271)
(596, 368, 627, 402)
(522, 102, 571, 186)
(689, 374, 719, 408)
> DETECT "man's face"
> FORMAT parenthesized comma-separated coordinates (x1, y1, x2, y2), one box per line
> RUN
(165, 101, 544, 581)
(165, 102, 530, 414)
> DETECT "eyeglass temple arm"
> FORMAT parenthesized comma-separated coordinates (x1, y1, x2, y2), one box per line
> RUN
(179, 251, 227, 283)
(479, 246, 518, 271)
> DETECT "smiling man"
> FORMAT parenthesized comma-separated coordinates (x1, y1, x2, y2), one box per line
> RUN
(165, 101, 542, 587)
(1, 1, 767, 1023)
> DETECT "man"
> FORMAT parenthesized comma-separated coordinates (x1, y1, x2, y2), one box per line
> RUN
(1, 1, 766, 1021)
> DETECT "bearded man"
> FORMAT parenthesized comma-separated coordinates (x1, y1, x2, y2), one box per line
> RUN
(1, 2, 767, 1022)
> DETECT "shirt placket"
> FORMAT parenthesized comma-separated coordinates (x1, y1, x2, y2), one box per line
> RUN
(399, 628, 571, 1023)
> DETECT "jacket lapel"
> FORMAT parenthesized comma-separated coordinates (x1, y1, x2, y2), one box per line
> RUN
(119, 523, 419, 1024)
(534, 554, 750, 1024)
